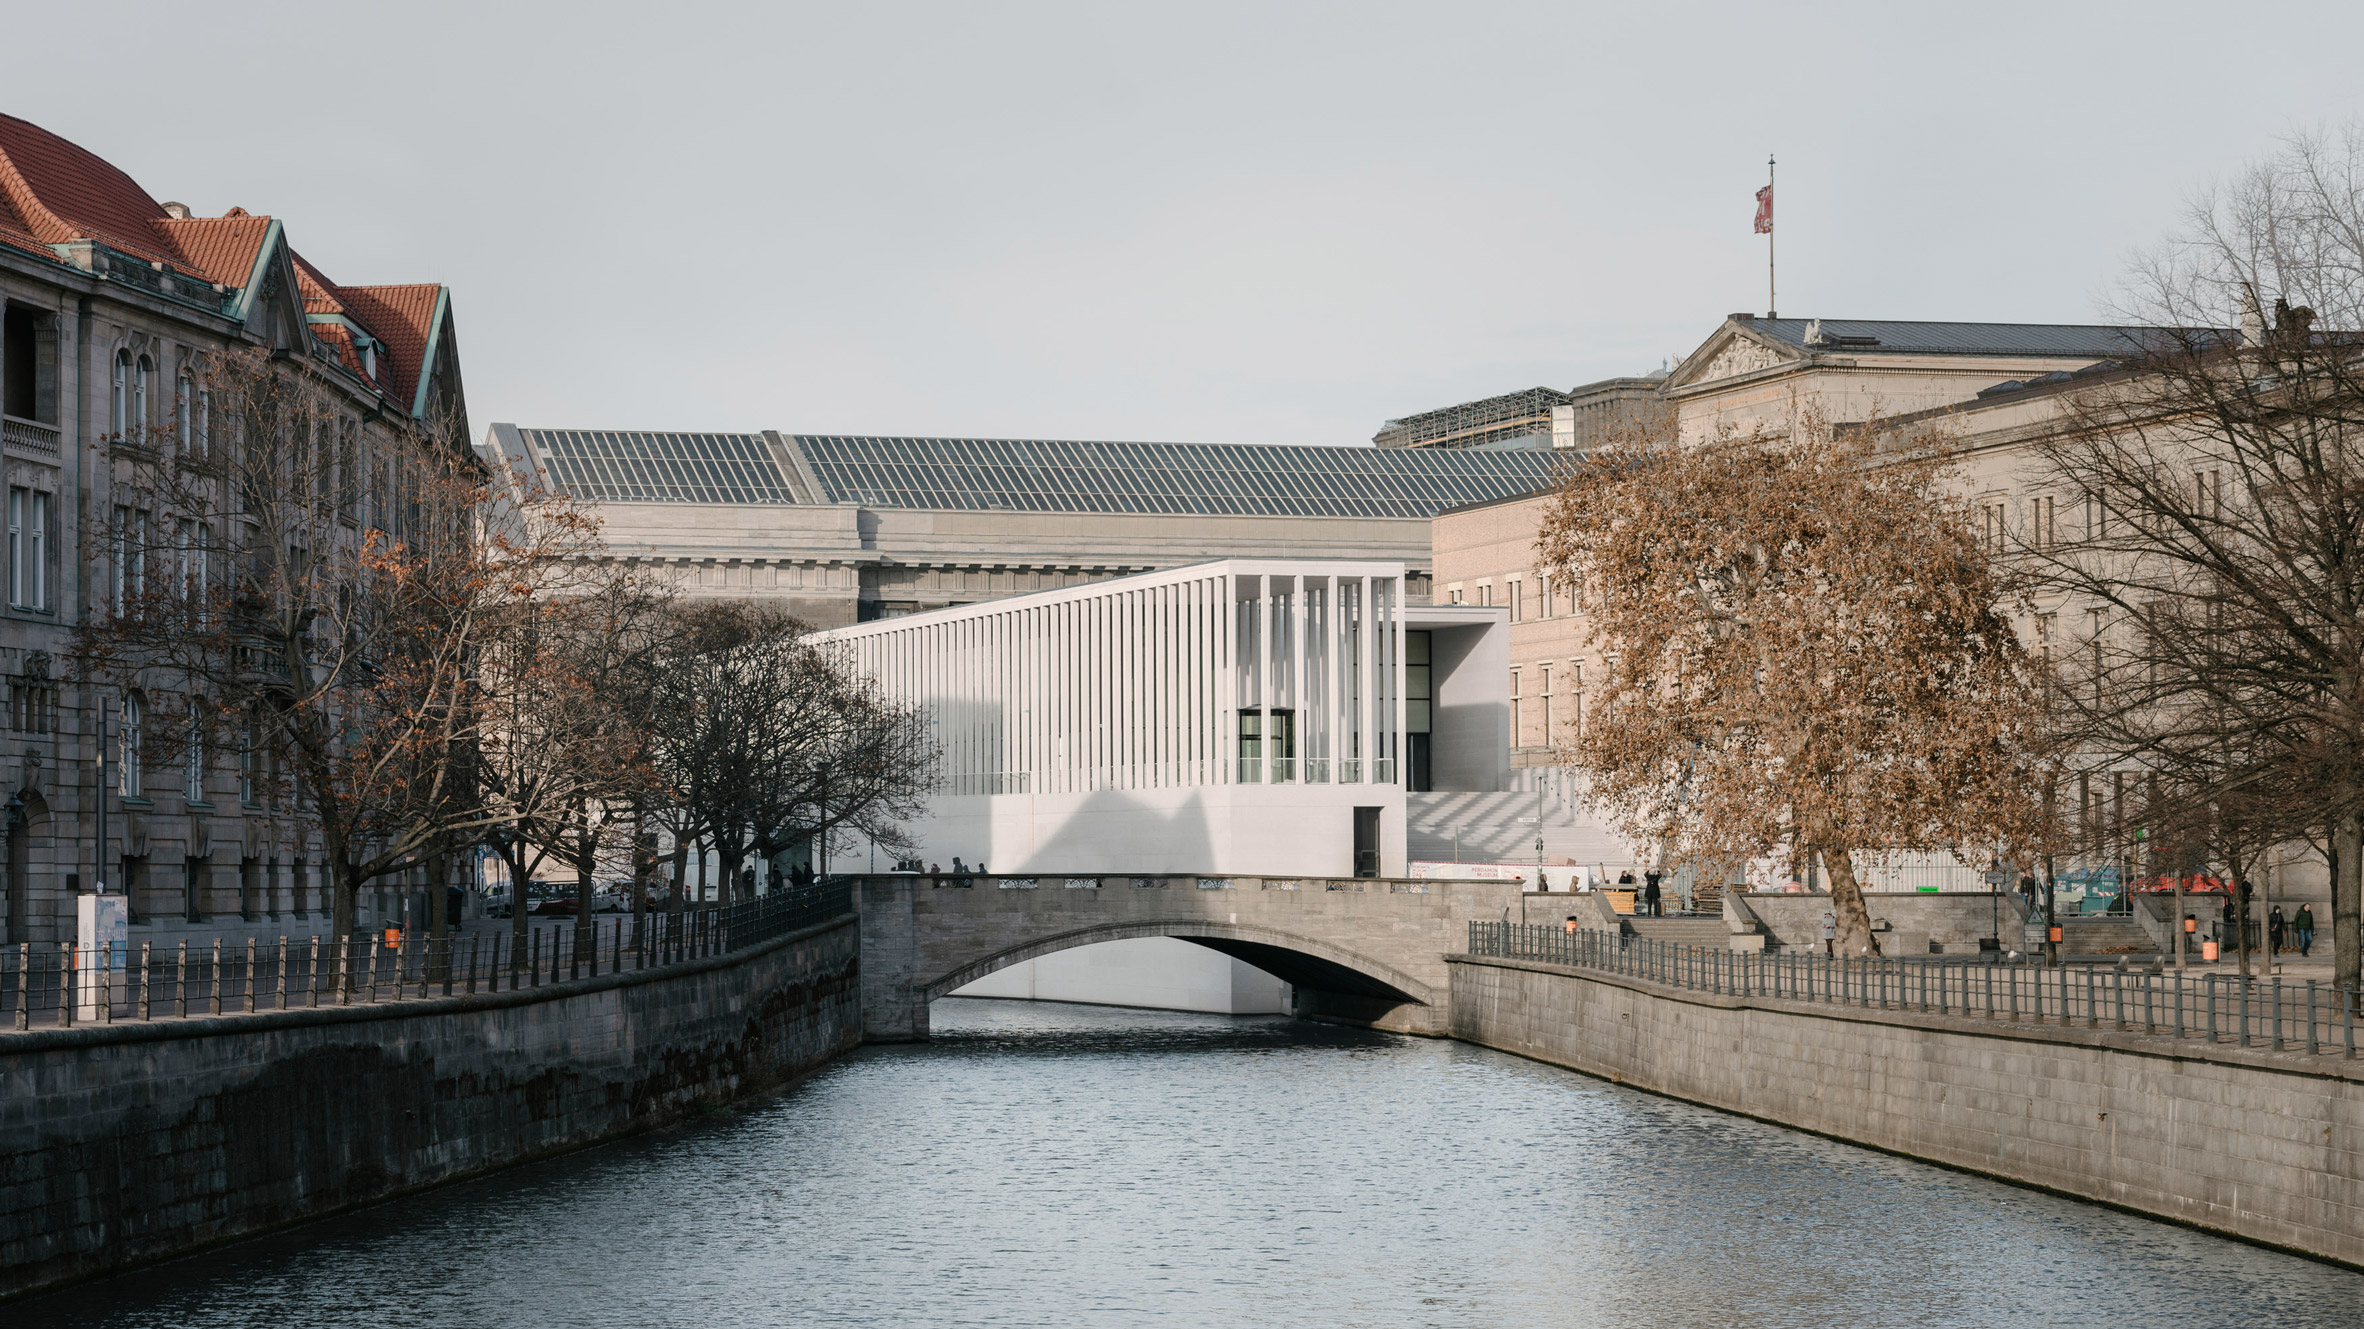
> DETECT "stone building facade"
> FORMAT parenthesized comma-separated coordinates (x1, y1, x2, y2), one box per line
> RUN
(1433, 315, 2157, 772)
(0, 114, 466, 947)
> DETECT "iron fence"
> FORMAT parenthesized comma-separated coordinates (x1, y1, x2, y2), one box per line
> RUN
(1468, 921, 2361, 1060)
(2, 877, 853, 1031)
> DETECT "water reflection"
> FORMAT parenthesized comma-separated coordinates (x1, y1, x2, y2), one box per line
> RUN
(27, 998, 2364, 1328)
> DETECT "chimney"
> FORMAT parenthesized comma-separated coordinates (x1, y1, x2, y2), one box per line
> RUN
(159, 201, 192, 220)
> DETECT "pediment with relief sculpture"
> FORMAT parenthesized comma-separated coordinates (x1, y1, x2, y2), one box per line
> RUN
(1669, 324, 1799, 389)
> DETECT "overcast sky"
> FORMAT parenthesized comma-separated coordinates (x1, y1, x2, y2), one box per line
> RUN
(13, 3, 2364, 445)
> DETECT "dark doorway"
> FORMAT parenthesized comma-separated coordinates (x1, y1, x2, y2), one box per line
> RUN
(1353, 806, 1381, 878)
(1404, 630, 1432, 791)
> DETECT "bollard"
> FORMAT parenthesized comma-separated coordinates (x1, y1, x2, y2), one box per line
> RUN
(309, 935, 324, 1008)
(139, 942, 153, 1021)
(365, 941, 379, 1003)
(247, 937, 260, 1014)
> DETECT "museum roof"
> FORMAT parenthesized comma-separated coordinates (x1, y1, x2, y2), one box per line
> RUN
(507, 428, 1564, 518)
(1735, 317, 2174, 359)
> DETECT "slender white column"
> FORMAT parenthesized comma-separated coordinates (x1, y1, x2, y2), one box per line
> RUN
(1358, 575, 1376, 783)
(1289, 574, 1306, 783)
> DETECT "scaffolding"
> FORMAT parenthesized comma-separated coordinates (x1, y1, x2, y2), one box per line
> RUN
(1371, 387, 1569, 450)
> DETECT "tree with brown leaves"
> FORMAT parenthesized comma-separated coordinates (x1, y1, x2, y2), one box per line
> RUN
(1537, 412, 2049, 954)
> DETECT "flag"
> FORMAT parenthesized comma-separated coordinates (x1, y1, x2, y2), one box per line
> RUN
(1754, 184, 1774, 234)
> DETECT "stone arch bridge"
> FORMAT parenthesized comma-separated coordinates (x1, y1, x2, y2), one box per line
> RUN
(856, 873, 1535, 1039)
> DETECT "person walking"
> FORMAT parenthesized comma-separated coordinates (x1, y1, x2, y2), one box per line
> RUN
(2295, 903, 2317, 957)
(1821, 908, 1837, 957)
(2268, 904, 2287, 958)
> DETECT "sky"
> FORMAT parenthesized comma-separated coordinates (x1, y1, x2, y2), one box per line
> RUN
(11, 2, 2364, 446)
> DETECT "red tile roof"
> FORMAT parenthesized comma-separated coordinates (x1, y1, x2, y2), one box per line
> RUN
(338, 284, 442, 406)
(152, 215, 273, 288)
(0, 113, 452, 412)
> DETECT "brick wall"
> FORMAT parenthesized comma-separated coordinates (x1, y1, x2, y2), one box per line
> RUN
(0, 915, 861, 1300)
(1449, 952, 2364, 1267)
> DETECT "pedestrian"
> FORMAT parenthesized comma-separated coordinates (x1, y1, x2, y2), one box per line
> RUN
(2219, 894, 2236, 953)
(929, 862, 942, 889)
(1821, 908, 1837, 958)
(2268, 904, 2287, 957)
(1642, 871, 1663, 919)
(2295, 903, 2317, 957)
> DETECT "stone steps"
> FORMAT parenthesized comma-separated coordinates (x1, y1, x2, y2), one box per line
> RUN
(1625, 918, 1729, 945)
(2060, 918, 2158, 955)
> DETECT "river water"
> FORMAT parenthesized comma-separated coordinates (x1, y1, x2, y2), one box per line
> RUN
(29, 998, 2364, 1328)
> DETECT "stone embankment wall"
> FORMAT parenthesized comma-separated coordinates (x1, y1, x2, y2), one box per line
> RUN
(1449, 953, 2364, 1267)
(0, 915, 861, 1300)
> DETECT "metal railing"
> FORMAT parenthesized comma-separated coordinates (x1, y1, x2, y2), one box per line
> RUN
(1467, 922, 2361, 1060)
(1, 878, 852, 1031)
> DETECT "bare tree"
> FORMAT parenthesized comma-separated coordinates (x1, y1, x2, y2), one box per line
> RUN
(477, 570, 669, 959)
(2026, 126, 2364, 991)
(641, 602, 933, 897)
(78, 348, 611, 949)
(1537, 410, 2049, 954)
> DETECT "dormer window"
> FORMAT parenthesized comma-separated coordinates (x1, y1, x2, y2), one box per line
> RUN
(362, 342, 377, 379)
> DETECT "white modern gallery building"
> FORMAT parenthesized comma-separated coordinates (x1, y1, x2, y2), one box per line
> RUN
(815, 557, 1511, 881)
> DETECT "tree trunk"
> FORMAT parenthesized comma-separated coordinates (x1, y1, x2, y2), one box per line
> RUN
(1822, 843, 1878, 956)
(574, 829, 597, 963)
(428, 848, 451, 983)
(330, 862, 360, 992)
(499, 843, 532, 974)
(2335, 808, 2362, 995)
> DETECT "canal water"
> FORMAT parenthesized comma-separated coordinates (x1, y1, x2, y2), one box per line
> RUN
(29, 999, 2364, 1328)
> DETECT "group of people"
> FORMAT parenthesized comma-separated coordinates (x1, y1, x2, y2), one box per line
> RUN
(2219, 889, 2317, 958)
(926, 856, 986, 888)
(1614, 869, 1668, 917)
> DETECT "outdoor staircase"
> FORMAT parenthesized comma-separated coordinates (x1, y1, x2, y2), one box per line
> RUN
(1624, 917, 1729, 947)
(2059, 917, 2159, 956)
(1406, 789, 1628, 865)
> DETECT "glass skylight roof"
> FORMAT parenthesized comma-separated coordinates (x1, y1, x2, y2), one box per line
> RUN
(793, 436, 1559, 518)
(512, 428, 1563, 517)
(519, 429, 799, 505)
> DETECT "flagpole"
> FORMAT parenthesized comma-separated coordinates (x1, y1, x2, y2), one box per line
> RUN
(1767, 154, 1776, 319)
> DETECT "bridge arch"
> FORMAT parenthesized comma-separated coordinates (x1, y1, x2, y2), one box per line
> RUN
(922, 920, 1439, 1011)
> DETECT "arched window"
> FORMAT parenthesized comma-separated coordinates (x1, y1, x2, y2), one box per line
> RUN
(110, 350, 129, 437)
(175, 371, 193, 450)
(118, 692, 143, 798)
(132, 355, 152, 438)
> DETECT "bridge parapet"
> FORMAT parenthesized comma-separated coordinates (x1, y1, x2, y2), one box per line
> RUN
(855, 873, 1526, 1040)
